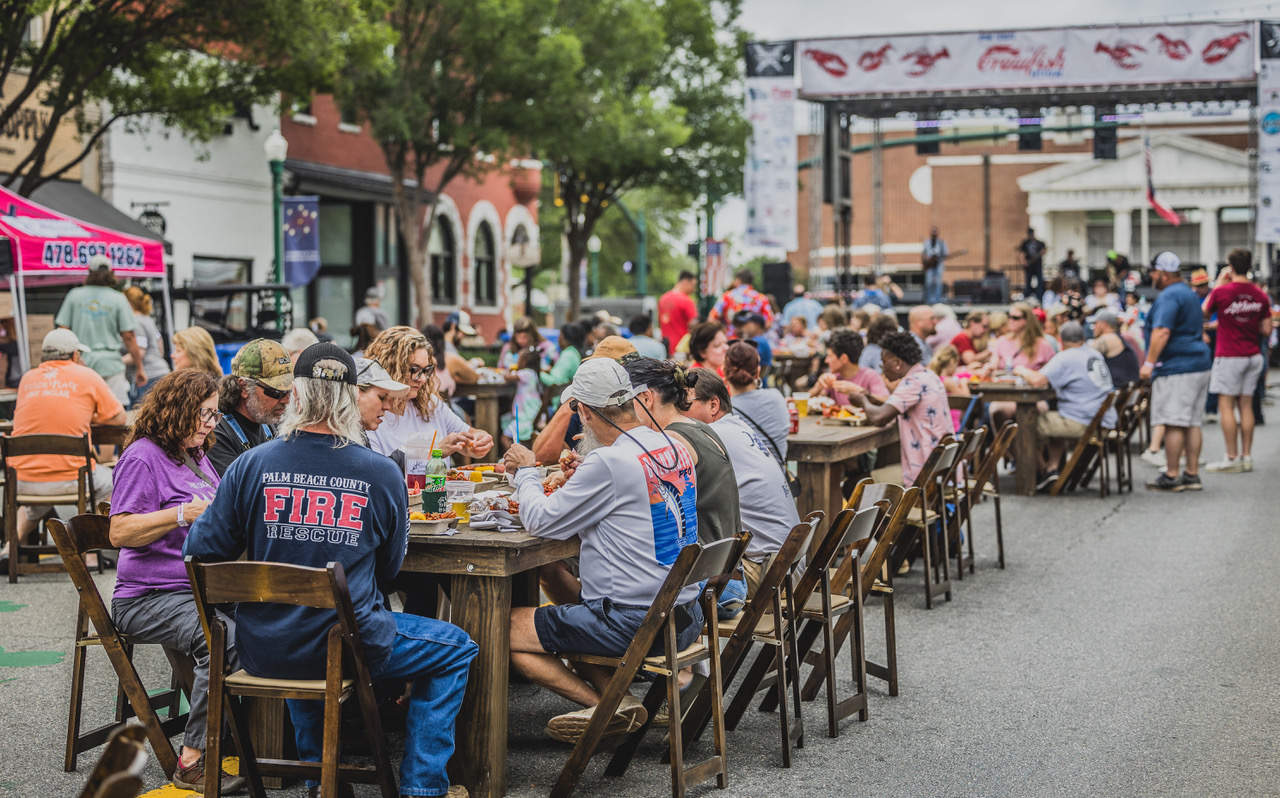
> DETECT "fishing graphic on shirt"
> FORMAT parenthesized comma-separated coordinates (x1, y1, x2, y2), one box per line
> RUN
(639, 446, 698, 565)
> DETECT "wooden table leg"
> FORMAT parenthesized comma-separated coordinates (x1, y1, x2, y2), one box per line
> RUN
(1014, 402, 1040, 497)
(448, 573, 512, 798)
(796, 461, 841, 555)
(474, 397, 501, 463)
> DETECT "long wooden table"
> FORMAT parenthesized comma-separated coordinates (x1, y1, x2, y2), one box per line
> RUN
(971, 382, 1057, 496)
(787, 416, 899, 527)
(457, 382, 516, 462)
(401, 526, 579, 798)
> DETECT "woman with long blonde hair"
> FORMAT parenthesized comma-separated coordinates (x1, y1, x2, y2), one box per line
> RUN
(988, 302, 1054, 371)
(171, 327, 223, 377)
(363, 326, 494, 461)
(123, 286, 171, 402)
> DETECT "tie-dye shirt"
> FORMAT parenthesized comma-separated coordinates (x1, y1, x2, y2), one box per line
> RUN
(884, 364, 955, 485)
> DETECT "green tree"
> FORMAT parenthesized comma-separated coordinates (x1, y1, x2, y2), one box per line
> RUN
(0, 0, 386, 196)
(340, 0, 581, 325)
(589, 187, 697, 299)
(539, 0, 748, 320)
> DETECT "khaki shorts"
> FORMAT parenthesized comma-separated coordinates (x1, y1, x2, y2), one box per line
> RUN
(16, 465, 114, 518)
(1209, 354, 1264, 397)
(741, 558, 764, 599)
(1151, 370, 1211, 428)
(1036, 410, 1088, 440)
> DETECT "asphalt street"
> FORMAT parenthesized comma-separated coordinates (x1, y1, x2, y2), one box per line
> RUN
(2, 418, 1279, 798)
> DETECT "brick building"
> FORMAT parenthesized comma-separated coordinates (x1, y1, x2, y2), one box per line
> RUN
(280, 95, 541, 344)
(793, 111, 1252, 297)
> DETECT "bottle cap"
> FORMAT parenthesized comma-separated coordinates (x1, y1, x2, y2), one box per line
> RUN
(431, 449, 444, 457)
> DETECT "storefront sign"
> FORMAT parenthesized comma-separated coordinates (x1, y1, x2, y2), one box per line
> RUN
(799, 22, 1256, 97)
(0, 74, 84, 180)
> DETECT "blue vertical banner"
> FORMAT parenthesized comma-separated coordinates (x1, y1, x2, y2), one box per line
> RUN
(282, 196, 321, 287)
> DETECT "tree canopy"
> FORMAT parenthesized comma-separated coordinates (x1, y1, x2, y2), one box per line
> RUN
(537, 0, 748, 319)
(0, 0, 387, 196)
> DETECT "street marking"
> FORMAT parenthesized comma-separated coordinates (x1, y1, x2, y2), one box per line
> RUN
(137, 758, 240, 797)
(0, 601, 26, 613)
(0, 645, 65, 667)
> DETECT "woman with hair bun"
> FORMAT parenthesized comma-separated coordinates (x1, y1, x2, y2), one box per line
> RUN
(721, 341, 791, 460)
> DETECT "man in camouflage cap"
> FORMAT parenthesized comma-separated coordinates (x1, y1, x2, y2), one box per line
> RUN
(206, 339, 294, 476)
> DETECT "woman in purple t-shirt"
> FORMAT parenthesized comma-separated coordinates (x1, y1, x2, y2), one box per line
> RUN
(108, 369, 244, 793)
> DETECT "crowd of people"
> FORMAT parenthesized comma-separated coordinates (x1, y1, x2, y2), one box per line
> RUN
(3, 241, 1275, 796)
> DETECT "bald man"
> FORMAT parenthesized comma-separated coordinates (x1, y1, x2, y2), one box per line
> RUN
(907, 305, 936, 364)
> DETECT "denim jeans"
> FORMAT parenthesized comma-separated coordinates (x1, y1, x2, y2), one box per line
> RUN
(287, 613, 478, 796)
(924, 266, 944, 305)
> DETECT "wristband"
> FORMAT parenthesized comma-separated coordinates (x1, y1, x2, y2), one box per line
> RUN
(177, 503, 189, 528)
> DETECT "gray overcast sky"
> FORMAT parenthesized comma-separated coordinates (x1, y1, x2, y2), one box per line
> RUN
(739, 0, 1269, 39)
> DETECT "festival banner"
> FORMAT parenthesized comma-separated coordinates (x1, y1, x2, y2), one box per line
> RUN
(1257, 23, 1280, 243)
(744, 41, 798, 251)
(282, 195, 321, 287)
(798, 22, 1256, 98)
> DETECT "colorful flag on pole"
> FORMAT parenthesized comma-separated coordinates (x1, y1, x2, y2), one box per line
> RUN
(702, 239, 727, 298)
(1145, 135, 1181, 227)
(282, 196, 321, 287)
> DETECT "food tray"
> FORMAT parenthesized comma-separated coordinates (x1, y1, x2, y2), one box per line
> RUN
(409, 517, 460, 537)
(822, 415, 867, 426)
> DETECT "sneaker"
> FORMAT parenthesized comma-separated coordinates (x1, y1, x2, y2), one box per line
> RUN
(546, 694, 647, 744)
(1243, 456, 1253, 472)
(1036, 471, 1060, 493)
(1204, 413, 1218, 423)
(173, 755, 246, 794)
(1179, 473, 1203, 491)
(1205, 457, 1245, 473)
(1145, 473, 1185, 492)
(444, 786, 470, 798)
(896, 559, 912, 576)
(1140, 449, 1166, 469)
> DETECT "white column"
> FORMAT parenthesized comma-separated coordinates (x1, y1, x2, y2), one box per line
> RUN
(1112, 208, 1133, 258)
(1199, 205, 1220, 272)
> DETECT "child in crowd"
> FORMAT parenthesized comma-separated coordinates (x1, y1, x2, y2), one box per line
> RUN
(929, 344, 969, 430)
(501, 349, 543, 448)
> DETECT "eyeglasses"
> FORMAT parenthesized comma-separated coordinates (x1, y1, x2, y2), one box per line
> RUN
(569, 399, 580, 413)
(408, 364, 435, 381)
(198, 408, 224, 425)
(1008, 314, 1025, 320)
(255, 381, 290, 400)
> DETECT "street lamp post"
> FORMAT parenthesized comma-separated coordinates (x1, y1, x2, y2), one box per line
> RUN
(587, 234, 602, 298)
(264, 129, 288, 331)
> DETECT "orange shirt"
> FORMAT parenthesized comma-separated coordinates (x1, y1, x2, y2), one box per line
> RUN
(10, 359, 124, 482)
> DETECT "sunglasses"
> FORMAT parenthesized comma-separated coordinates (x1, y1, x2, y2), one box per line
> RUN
(1008, 314, 1025, 320)
(569, 399, 580, 413)
(408, 364, 435, 381)
(255, 381, 290, 400)
(198, 408, 224, 424)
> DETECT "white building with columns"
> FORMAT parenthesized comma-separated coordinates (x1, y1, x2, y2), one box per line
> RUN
(1018, 133, 1251, 276)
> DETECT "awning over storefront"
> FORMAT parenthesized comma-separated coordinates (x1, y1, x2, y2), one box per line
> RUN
(285, 159, 433, 204)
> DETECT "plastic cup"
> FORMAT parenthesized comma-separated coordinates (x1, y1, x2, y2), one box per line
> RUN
(793, 392, 810, 417)
(446, 481, 476, 522)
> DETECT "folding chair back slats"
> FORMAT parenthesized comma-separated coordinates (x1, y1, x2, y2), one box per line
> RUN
(77, 725, 148, 798)
(191, 560, 341, 610)
(3, 432, 97, 581)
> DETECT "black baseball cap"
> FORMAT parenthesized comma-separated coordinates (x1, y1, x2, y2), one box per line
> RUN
(292, 342, 357, 385)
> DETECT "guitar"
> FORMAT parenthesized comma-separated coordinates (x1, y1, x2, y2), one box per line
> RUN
(922, 247, 967, 270)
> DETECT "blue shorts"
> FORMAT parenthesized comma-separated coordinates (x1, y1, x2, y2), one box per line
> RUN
(534, 596, 703, 657)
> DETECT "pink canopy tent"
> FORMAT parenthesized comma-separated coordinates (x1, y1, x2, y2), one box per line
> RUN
(0, 184, 173, 371)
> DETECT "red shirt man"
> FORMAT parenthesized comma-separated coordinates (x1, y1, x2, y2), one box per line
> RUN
(659, 271, 698, 354)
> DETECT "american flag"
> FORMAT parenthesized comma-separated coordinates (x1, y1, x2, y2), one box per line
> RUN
(1145, 135, 1181, 227)
(702, 239, 728, 297)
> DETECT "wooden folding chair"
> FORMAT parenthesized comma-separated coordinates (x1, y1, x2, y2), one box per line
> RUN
(77, 725, 148, 798)
(1108, 383, 1142, 494)
(1047, 391, 1118, 498)
(679, 513, 824, 767)
(552, 534, 749, 798)
(964, 421, 1018, 569)
(898, 440, 962, 608)
(186, 558, 398, 798)
(786, 506, 882, 737)
(801, 481, 919, 702)
(2, 432, 101, 582)
(47, 516, 190, 778)
(944, 427, 987, 579)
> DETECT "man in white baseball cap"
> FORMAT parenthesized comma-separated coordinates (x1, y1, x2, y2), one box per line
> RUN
(2, 328, 125, 573)
(501, 357, 702, 744)
(354, 356, 410, 433)
(1141, 251, 1213, 492)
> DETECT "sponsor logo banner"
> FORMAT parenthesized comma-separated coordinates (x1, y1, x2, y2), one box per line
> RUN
(744, 71, 799, 251)
(1257, 34, 1280, 243)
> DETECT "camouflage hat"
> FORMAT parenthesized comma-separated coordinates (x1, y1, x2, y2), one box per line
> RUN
(231, 339, 294, 390)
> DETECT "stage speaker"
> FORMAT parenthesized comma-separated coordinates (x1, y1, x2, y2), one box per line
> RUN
(762, 261, 792, 304)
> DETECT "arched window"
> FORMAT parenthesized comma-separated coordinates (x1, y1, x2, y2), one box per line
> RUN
(429, 216, 456, 305)
(474, 222, 496, 307)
